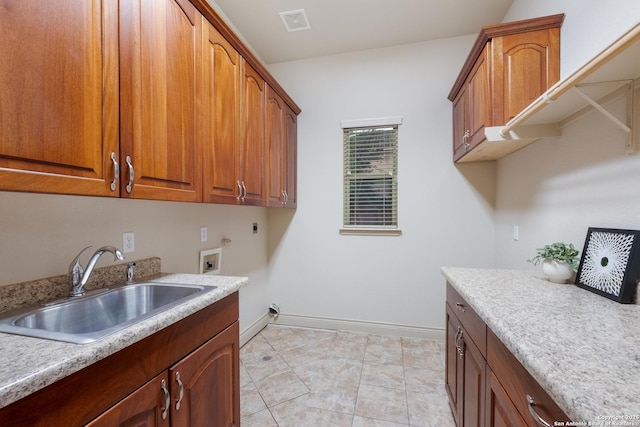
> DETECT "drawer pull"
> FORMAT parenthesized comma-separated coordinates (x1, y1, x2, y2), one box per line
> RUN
(455, 302, 466, 313)
(527, 394, 552, 427)
(175, 371, 184, 410)
(160, 379, 170, 420)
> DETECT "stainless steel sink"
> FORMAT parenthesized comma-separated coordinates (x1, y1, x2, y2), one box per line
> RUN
(0, 282, 217, 344)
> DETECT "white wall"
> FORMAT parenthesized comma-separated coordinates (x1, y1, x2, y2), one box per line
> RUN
(496, 1, 640, 270)
(266, 37, 496, 332)
(0, 191, 269, 333)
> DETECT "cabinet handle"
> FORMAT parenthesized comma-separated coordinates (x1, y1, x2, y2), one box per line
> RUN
(160, 379, 170, 420)
(241, 181, 247, 202)
(175, 371, 184, 411)
(110, 152, 119, 192)
(463, 130, 470, 151)
(527, 394, 552, 427)
(236, 181, 242, 202)
(456, 326, 464, 358)
(125, 156, 134, 193)
(283, 190, 288, 205)
(455, 302, 466, 313)
(281, 190, 286, 206)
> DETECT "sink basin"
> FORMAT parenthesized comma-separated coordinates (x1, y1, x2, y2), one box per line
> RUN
(0, 282, 217, 344)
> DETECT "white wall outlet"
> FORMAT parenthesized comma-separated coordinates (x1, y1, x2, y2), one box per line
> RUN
(200, 227, 208, 242)
(513, 225, 519, 241)
(123, 232, 135, 253)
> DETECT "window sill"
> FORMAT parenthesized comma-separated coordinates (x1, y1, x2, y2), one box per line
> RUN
(339, 228, 402, 236)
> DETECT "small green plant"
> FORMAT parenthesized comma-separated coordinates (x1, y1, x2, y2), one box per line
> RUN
(528, 242, 580, 272)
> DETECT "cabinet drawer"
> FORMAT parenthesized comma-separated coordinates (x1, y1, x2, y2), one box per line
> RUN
(446, 282, 487, 357)
(487, 329, 570, 426)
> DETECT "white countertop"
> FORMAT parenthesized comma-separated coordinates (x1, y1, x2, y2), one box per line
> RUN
(441, 267, 640, 423)
(0, 273, 247, 409)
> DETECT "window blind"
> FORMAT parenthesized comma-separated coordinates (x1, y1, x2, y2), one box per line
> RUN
(343, 125, 398, 228)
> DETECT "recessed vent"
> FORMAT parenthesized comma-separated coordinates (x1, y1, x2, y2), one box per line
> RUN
(279, 9, 311, 32)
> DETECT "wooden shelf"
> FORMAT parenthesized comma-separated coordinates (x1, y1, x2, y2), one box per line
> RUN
(463, 21, 640, 162)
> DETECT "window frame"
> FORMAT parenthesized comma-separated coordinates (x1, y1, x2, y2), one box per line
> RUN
(339, 116, 402, 236)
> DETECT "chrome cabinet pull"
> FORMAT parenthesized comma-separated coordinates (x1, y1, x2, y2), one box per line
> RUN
(281, 190, 286, 205)
(160, 379, 170, 420)
(456, 302, 466, 313)
(283, 190, 288, 205)
(175, 371, 184, 411)
(463, 130, 470, 151)
(241, 181, 247, 202)
(110, 152, 119, 191)
(236, 181, 242, 202)
(527, 395, 552, 427)
(455, 326, 464, 359)
(125, 156, 134, 193)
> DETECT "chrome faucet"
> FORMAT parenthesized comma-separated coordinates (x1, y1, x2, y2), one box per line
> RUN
(68, 246, 125, 297)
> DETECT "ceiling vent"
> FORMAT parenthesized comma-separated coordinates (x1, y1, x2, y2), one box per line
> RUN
(279, 9, 311, 32)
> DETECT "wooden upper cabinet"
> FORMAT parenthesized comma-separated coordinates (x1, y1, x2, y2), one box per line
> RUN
(266, 87, 285, 207)
(284, 106, 298, 208)
(240, 61, 266, 206)
(202, 22, 242, 204)
(119, 0, 203, 202)
(448, 14, 563, 162)
(0, 0, 119, 196)
(493, 28, 561, 124)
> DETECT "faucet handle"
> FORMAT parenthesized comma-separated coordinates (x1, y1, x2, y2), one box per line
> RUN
(68, 246, 92, 274)
(126, 262, 136, 284)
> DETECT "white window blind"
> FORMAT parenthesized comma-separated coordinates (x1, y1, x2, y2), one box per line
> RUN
(343, 123, 398, 229)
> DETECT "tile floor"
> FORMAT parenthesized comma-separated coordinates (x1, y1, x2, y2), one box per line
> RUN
(240, 325, 456, 426)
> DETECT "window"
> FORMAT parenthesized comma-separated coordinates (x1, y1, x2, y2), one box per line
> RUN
(341, 117, 401, 235)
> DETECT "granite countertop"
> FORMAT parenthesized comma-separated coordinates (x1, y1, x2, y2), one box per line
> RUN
(441, 267, 640, 423)
(0, 273, 248, 410)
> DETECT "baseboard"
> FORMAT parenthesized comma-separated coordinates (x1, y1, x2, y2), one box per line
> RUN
(271, 313, 445, 342)
(239, 313, 270, 347)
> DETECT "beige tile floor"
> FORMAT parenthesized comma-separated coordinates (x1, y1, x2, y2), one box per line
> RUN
(240, 325, 456, 427)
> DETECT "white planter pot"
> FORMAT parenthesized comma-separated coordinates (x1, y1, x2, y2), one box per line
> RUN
(541, 260, 574, 284)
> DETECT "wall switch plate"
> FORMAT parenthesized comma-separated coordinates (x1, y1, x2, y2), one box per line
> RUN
(200, 227, 208, 242)
(123, 232, 135, 253)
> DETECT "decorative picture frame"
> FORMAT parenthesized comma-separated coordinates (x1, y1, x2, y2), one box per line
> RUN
(575, 227, 640, 303)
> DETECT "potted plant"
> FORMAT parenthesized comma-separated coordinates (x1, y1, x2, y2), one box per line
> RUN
(528, 242, 580, 283)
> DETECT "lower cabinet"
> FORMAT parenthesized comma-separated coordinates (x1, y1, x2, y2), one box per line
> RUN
(445, 304, 486, 427)
(445, 283, 570, 427)
(0, 293, 239, 427)
(87, 321, 239, 427)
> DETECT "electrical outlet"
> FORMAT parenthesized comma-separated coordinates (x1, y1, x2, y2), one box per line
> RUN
(513, 225, 519, 241)
(123, 232, 135, 253)
(201, 227, 208, 242)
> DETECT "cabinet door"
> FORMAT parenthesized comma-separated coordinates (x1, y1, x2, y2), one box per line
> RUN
(266, 87, 285, 207)
(284, 105, 298, 208)
(494, 28, 560, 124)
(452, 88, 468, 162)
(0, 0, 119, 196)
(202, 22, 241, 204)
(240, 60, 266, 206)
(170, 321, 240, 427)
(119, 0, 202, 202)
(86, 372, 171, 427)
(445, 306, 462, 426)
(446, 303, 486, 427)
(485, 370, 527, 427)
(466, 46, 491, 150)
(461, 329, 486, 427)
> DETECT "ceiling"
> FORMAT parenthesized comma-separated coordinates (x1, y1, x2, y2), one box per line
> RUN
(212, 0, 513, 64)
